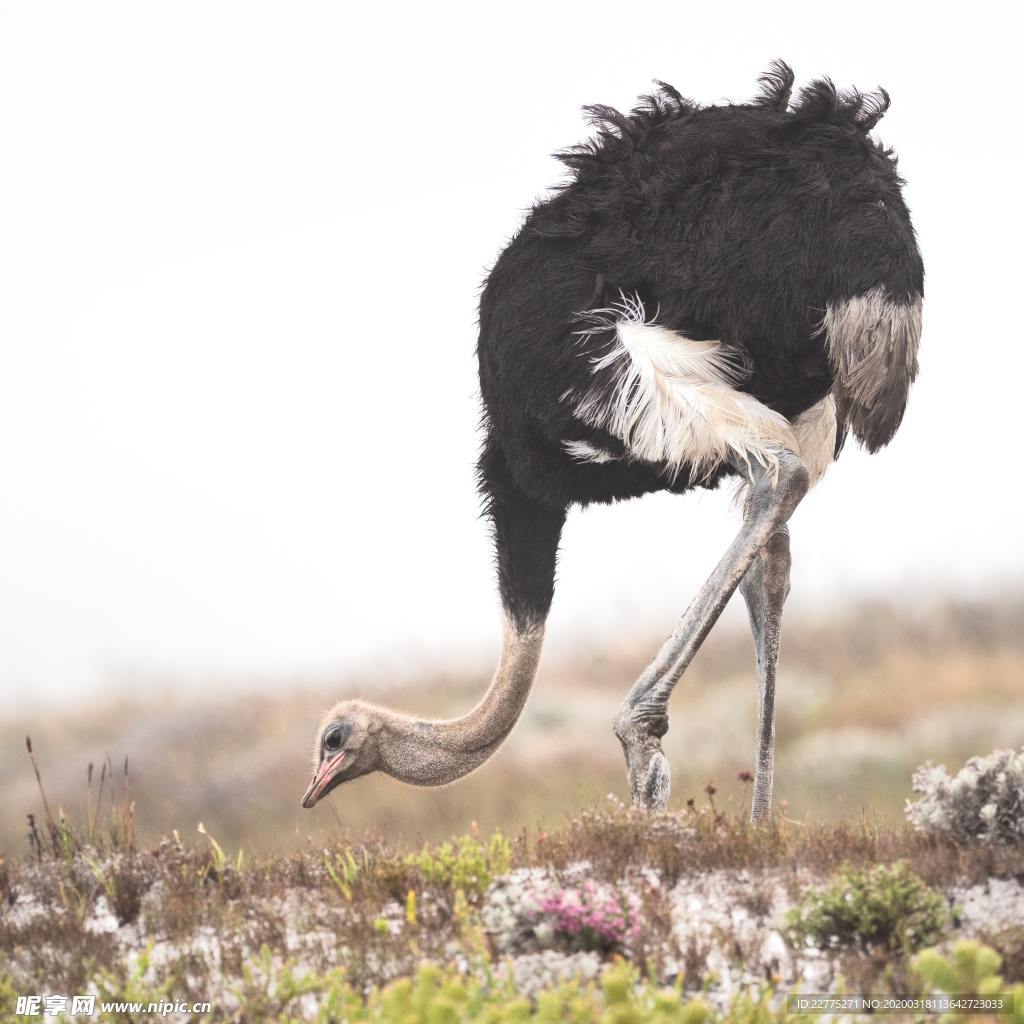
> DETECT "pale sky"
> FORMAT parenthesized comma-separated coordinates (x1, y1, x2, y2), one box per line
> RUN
(1, 2, 1021, 708)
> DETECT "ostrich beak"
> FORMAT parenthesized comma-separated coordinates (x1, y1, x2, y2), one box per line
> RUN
(301, 750, 347, 808)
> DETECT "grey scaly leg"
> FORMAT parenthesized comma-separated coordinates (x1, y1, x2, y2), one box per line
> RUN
(612, 449, 809, 813)
(739, 524, 792, 822)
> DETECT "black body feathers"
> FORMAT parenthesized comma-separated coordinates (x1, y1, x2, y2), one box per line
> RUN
(476, 63, 923, 622)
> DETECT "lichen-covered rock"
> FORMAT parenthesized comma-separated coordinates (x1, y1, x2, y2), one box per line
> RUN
(497, 950, 602, 998)
(949, 878, 1024, 938)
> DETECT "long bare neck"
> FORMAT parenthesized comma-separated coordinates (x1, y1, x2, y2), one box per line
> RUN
(377, 616, 545, 786)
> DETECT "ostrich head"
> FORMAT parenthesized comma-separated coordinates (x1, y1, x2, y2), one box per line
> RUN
(300, 619, 549, 808)
(301, 701, 382, 808)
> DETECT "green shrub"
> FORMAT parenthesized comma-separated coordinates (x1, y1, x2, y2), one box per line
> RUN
(230, 945, 357, 1023)
(355, 960, 782, 1023)
(912, 940, 1024, 1024)
(786, 862, 950, 954)
(406, 831, 511, 899)
(69, 959, 796, 1024)
(91, 945, 177, 1024)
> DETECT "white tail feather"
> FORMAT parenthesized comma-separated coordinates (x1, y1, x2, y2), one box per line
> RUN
(572, 294, 797, 482)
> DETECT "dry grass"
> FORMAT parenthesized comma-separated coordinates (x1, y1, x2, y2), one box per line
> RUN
(1, 592, 1022, 857)
(535, 801, 1024, 890)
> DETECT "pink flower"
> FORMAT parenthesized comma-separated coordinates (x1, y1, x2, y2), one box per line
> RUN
(527, 879, 640, 952)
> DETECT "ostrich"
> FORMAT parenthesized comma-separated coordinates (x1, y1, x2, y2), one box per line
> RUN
(302, 63, 923, 821)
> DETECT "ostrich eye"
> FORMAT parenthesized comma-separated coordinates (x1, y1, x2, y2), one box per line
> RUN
(323, 725, 347, 752)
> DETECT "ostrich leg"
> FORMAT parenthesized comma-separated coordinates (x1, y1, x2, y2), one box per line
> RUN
(612, 449, 808, 813)
(739, 524, 792, 822)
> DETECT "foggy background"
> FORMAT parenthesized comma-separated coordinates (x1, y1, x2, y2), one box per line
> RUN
(2, 2, 1021, 712)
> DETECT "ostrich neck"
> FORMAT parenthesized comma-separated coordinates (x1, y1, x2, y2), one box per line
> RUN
(378, 617, 545, 786)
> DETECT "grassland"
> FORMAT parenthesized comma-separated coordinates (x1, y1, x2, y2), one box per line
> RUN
(1, 593, 1023, 1021)
(3, 794, 1024, 1021)
(2, 592, 1022, 853)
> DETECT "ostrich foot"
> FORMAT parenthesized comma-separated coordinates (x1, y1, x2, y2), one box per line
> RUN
(613, 703, 670, 811)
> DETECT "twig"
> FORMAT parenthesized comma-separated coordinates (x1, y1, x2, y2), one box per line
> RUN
(25, 736, 56, 828)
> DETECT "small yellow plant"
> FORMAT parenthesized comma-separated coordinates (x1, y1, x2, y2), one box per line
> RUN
(196, 821, 243, 882)
(323, 847, 371, 901)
